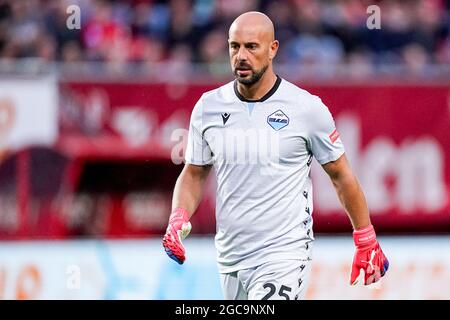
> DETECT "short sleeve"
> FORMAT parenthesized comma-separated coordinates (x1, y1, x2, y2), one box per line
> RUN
(184, 96, 214, 165)
(307, 97, 345, 165)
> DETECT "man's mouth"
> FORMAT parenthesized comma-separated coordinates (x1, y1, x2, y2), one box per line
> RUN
(236, 67, 252, 76)
(237, 70, 251, 77)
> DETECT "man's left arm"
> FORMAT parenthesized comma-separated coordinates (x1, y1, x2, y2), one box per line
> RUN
(322, 154, 389, 286)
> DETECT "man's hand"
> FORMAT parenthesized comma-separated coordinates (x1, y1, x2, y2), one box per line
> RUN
(350, 224, 389, 286)
(162, 208, 192, 264)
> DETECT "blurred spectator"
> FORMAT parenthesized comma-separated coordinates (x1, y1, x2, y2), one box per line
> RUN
(81, 0, 130, 61)
(346, 47, 375, 78)
(402, 43, 430, 74)
(61, 40, 83, 63)
(198, 28, 229, 75)
(0, 0, 448, 77)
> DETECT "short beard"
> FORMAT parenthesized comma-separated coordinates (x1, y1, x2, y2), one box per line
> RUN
(234, 64, 269, 86)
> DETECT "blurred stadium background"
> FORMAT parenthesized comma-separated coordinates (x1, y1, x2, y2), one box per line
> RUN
(0, 0, 450, 299)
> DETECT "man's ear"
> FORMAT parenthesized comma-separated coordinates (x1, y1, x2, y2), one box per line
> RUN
(269, 40, 279, 60)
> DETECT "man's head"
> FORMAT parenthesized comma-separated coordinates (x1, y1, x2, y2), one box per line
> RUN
(228, 11, 279, 86)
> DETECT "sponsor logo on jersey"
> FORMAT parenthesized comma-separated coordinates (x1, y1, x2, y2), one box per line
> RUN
(221, 112, 230, 125)
(267, 109, 289, 130)
(329, 128, 340, 143)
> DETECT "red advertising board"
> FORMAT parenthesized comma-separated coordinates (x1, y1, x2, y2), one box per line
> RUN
(306, 83, 450, 232)
(1, 79, 449, 238)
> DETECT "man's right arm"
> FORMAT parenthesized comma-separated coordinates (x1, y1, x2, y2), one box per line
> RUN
(162, 163, 212, 264)
(164, 94, 213, 264)
(172, 163, 212, 218)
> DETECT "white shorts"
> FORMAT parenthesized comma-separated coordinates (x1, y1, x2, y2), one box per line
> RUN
(219, 258, 313, 300)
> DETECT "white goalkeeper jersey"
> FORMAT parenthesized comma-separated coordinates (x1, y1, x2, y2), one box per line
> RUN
(185, 76, 345, 273)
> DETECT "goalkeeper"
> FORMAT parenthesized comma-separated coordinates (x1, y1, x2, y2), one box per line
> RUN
(163, 11, 388, 300)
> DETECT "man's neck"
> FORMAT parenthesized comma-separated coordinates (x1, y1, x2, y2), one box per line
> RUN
(236, 71, 278, 101)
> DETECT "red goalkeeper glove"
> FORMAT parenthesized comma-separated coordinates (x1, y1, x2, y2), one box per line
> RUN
(350, 224, 389, 286)
(162, 208, 192, 265)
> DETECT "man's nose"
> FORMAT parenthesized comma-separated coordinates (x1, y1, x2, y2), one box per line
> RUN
(237, 47, 248, 61)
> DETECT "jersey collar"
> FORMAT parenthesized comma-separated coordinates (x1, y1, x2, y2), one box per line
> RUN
(233, 75, 282, 103)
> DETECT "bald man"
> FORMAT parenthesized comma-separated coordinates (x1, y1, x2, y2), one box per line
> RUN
(163, 11, 389, 300)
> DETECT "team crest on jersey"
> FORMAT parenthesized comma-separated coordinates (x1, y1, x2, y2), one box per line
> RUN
(267, 110, 289, 131)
